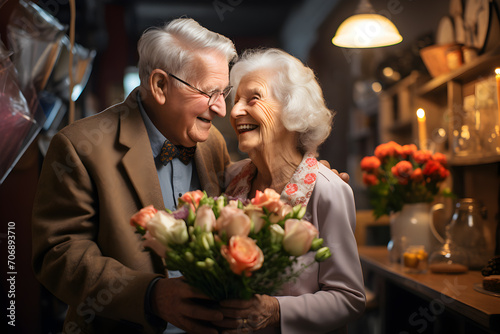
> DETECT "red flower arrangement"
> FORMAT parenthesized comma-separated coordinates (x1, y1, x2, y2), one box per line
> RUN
(360, 141, 451, 218)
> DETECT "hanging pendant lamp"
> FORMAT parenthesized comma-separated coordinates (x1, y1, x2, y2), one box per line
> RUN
(332, 0, 403, 48)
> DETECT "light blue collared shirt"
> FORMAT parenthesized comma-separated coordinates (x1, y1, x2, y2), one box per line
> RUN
(137, 91, 201, 212)
(137, 92, 198, 334)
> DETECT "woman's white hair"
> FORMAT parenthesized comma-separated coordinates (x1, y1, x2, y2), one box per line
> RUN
(137, 18, 237, 86)
(230, 48, 334, 154)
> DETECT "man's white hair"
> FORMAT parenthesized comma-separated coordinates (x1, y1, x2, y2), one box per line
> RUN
(137, 18, 237, 86)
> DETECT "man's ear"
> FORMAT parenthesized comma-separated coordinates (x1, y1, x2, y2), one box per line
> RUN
(149, 69, 168, 105)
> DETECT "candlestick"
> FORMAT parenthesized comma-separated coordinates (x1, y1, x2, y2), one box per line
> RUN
(417, 108, 427, 150)
(495, 68, 500, 124)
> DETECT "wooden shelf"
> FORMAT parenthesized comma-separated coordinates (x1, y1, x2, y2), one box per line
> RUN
(417, 51, 500, 97)
(450, 153, 500, 166)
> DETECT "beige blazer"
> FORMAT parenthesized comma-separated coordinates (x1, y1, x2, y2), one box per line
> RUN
(32, 88, 230, 333)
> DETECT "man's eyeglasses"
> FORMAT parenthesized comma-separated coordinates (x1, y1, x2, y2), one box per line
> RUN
(167, 72, 232, 107)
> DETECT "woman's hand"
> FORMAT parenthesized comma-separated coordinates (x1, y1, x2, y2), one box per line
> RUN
(213, 294, 280, 333)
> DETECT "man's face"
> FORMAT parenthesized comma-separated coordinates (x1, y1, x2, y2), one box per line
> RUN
(160, 51, 229, 147)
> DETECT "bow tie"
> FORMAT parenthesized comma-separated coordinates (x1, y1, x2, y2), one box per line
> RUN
(159, 140, 196, 165)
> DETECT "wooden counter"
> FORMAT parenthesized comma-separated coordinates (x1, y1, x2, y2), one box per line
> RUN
(359, 246, 500, 333)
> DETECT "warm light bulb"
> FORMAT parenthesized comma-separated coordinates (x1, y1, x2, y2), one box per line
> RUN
(417, 108, 425, 119)
(383, 67, 394, 77)
(371, 81, 382, 93)
(495, 68, 500, 76)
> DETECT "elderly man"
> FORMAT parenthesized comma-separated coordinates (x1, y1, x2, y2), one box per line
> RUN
(32, 18, 234, 333)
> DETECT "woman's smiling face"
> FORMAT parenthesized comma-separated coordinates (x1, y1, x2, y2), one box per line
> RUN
(230, 70, 289, 155)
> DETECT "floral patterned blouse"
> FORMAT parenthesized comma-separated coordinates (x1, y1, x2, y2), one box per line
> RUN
(225, 152, 319, 207)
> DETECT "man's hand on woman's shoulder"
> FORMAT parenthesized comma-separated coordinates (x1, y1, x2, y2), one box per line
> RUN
(319, 160, 350, 184)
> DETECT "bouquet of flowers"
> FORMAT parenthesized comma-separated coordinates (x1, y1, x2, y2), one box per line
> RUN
(360, 141, 451, 219)
(130, 188, 331, 301)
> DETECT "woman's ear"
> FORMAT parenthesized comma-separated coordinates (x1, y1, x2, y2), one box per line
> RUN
(149, 69, 168, 104)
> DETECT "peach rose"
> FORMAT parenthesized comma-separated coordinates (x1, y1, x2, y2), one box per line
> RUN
(283, 219, 318, 256)
(216, 206, 251, 238)
(130, 205, 157, 228)
(194, 204, 216, 232)
(179, 190, 205, 211)
(251, 188, 283, 213)
(221, 236, 264, 276)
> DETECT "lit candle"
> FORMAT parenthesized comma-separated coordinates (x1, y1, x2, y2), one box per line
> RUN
(417, 108, 427, 150)
(495, 68, 500, 124)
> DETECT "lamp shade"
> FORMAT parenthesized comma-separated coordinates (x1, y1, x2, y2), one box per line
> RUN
(332, 13, 402, 48)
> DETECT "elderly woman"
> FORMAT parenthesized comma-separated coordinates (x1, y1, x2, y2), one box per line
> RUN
(215, 49, 366, 334)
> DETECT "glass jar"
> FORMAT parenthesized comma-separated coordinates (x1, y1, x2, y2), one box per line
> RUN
(447, 198, 489, 270)
(429, 226, 468, 274)
(402, 245, 428, 273)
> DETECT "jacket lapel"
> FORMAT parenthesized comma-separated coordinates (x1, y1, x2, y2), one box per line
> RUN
(118, 89, 164, 210)
(195, 137, 221, 197)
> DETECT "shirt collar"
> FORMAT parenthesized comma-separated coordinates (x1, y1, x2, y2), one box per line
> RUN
(137, 91, 169, 158)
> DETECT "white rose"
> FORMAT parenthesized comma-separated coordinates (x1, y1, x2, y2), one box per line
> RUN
(147, 211, 188, 247)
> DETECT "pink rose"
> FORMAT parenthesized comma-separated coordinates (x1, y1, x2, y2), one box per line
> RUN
(283, 219, 318, 256)
(178, 190, 205, 211)
(194, 205, 216, 232)
(221, 236, 264, 276)
(130, 205, 157, 228)
(216, 206, 251, 238)
(251, 188, 283, 213)
(142, 231, 168, 257)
